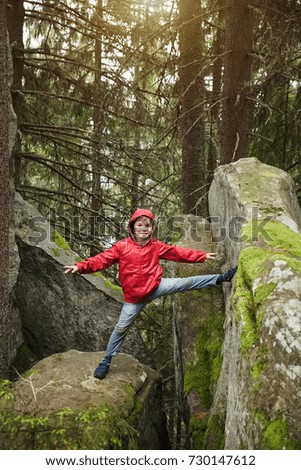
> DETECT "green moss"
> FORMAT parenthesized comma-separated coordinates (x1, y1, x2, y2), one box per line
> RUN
(183, 290, 224, 418)
(90, 271, 122, 294)
(253, 282, 276, 307)
(250, 361, 267, 382)
(104, 278, 122, 293)
(179, 262, 224, 449)
(189, 414, 209, 449)
(232, 247, 278, 354)
(236, 245, 271, 284)
(184, 313, 224, 410)
(122, 384, 136, 407)
(0, 400, 138, 450)
(233, 218, 301, 357)
(10, 343, 37, 379)
(242, 219, 301, 262)
(263, 220, 301, 258)
(51, 231, 70, 251)
(51, 248, 61, 257)
(184, 331, 211, 409)
(125, 384, 144, 428)
(203, 413, 226, 450)
(261, 417, 298, 450)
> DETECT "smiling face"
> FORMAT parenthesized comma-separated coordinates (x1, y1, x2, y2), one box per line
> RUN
(133, 216, 153, 244)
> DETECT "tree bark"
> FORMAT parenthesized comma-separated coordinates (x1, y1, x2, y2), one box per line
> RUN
(220, 0, 253, 164)
(178, 0, 206, 215)
(7, 0, 24, 185)
(0, 0, 11, 378)
(90, 0, 104, 257)
(207, 2, 225, 191)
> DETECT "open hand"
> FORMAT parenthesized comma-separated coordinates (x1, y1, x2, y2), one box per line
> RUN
(206, 253, 217, 260)
(64, 265, 79, 274)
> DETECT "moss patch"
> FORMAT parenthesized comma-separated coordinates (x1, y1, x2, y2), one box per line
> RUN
(10, 343, 37, 379)
(203, 413, 226, 450)
(90, 271, 122, 294)
(183, 308, 224, 409)
(258, 415, 299, 450)
(51, 248, 61, 257)
(51, 230, 70, 251)
(0, 406, 138, 450)
(181, 286, 224, 449)
(0, 380, 138, 450)
(263, 220, 301, 259)
(231, 218, 301, 447)
(232, 218, 301, 356)
(230, 220, 301, 417)
(242, 219, 301, 264)
(189, 413, 209, 449)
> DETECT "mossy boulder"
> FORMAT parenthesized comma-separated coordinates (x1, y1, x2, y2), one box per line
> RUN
(208, 158, 301, 449)
(0, 350, 169, 450)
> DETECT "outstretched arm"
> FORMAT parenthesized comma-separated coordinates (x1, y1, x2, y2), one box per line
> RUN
(63, 244, 120, 275)
(158, 240, 217, 263)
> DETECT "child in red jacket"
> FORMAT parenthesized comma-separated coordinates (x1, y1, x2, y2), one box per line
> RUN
(64, 209, 237, 379)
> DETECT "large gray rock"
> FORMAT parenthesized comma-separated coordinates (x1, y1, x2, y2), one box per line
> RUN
(11, 194, 152, 367)
(0, 350, 169, 449)
(208, 158, 301, 449)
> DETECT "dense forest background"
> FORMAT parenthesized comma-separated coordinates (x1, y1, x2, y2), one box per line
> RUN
(5, 0, 301, 258)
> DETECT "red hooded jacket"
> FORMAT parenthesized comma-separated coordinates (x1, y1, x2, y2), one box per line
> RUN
(75, 209, 207, 303)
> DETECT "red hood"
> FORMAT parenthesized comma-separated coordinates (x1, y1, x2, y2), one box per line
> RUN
(129, 208, 155, 223)
(128, 208, 156, 239)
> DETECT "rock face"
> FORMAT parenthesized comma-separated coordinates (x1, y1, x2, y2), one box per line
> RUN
(171, 215, 225, 449)
(0, 350, 169, 449)
(207, 158, 301, 449)
(11, 194, 152, 368)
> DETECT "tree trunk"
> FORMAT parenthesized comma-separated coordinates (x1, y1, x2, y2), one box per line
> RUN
(220, 0, 253, 164)
(90, 0, 104, 257)
(207, 2, 225, 185)
(7, 0, 24, 186)
(178, 0, 206, 215)
(0, 0, 11, 378)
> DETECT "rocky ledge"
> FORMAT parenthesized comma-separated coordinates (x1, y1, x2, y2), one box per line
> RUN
(0, 350, 169, 450)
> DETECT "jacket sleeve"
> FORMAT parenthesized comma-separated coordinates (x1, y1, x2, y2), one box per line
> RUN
(158, 241, 207, 263)
(75, 244, 120, 274)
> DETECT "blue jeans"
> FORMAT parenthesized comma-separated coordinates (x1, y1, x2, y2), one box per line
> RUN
(105, 274, 219, 357)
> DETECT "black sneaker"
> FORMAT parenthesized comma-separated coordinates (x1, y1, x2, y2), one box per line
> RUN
(94, 357, 111, 380)
(216, 266, 237, 285)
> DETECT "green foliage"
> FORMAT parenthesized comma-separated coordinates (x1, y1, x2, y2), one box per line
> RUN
(21, 0, 182, 259)
(0, 402, 138, 450)
(189, 414, 209, 450)
(203, 413, 226, 450)
(183, 296, 224, 409)
(0, 380, 14, 402)
(0, 374, 140, 450)
(17, 0, 301, 258)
